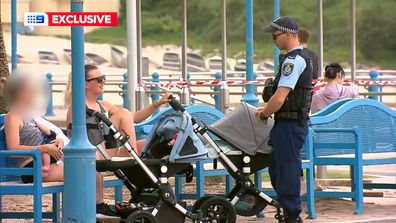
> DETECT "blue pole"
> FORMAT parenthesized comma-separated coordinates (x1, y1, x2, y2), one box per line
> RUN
(368, 70, 379, 101)
(273, 0, 280, 76)
(45, 73, 55, 116)
(151, 72, 160, 115)
(122, 73, 129, 108)
(11, 0, 17, 71)
(214, 72, 222, 110)
(241, 0, 259, 107)
(62, 0, 96, 222)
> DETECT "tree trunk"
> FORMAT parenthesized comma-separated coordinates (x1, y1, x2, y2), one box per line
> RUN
(0, 13, 10, 114)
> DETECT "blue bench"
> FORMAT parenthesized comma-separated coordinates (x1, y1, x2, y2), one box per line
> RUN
(0, 115, 123, 222)
(135, 104, 317, 219)
(309, 98, 396, 214)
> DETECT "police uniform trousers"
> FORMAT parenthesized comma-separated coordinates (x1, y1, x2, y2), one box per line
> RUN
(268, 119, 308, 217)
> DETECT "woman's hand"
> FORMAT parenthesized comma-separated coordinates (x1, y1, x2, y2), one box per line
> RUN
(51, 138, 64, 151)
(42, 143, 63, 160)
(155, 92, 172, 107)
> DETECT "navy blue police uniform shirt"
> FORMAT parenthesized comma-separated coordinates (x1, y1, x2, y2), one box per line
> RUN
(278, 46, 307, 90)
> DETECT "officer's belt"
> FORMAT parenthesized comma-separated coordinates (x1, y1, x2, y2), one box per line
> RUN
(275, 112, 298, 120)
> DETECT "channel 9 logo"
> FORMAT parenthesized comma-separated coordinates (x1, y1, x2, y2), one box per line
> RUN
(24, 12, 49, 26)
(23, 12, 117, 26)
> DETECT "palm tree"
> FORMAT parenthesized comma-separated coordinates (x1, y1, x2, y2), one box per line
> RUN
(0, 12, 10, 114)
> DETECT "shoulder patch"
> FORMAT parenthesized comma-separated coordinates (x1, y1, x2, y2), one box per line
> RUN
(282, 62, 294, 76)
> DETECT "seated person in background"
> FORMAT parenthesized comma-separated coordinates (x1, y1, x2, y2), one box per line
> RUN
(2, 75, 64, 183)
(311, 63, 359, 114)
(65, 64, 170, 217)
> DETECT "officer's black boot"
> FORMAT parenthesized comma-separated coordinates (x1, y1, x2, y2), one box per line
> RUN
(284, 210, 304, 223)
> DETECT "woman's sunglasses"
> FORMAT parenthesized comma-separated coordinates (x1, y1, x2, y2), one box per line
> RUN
(86, 75, 106, 83)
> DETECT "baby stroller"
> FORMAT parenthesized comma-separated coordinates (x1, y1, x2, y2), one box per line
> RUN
(165, 97, 286, 222)
(89, 108, 237, 223)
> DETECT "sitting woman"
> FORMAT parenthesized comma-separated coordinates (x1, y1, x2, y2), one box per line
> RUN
(64, 65, 171, 156)
(2, 75, 64, 183)
(311, 63, 359, 114)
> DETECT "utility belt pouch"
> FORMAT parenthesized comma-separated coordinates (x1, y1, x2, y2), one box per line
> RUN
(297, 109, 309, 126)
(262, 78, 274, 103)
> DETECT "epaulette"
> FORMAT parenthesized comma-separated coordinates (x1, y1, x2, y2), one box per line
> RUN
(287, 55, 297, 59)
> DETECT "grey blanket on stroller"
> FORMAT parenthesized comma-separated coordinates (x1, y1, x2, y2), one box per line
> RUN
(208, 102, 274, 155)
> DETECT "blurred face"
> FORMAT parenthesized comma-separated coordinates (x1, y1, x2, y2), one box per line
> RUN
(16, 82, 38, 107)
(85, 69, 105, 96)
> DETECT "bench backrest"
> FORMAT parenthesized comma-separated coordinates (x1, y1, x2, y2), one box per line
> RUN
(0, 114, 20, 182)
(135, 105, 225, 140)
(311, 98, 353, 117)
(310, 99, 396, 156)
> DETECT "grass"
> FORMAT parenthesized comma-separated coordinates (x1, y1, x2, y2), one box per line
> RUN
(78, 0, 396, 69)
(83, 23, 396, 69)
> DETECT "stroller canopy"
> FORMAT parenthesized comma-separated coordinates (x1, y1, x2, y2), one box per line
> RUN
(142, 112, 208, 162)
(208, 102, 273, 155)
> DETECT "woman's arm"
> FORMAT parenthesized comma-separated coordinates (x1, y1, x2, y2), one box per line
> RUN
(5, 113, 49, 152)
(133, 92, 172, 123)
(133, 102, 160, 123)
(5, 113, 63, 160)
(33, 119, 52, 136)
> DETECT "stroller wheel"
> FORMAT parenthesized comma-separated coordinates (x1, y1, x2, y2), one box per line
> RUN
(234, 190, 268, 217)
(125, 210, 158, 223)
(199, 197, 236, 223)
(192, 195, 214, 212)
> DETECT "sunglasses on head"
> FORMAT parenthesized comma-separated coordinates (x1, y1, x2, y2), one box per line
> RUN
(86, 75, 106, 83)
(272, 32, 286, 40)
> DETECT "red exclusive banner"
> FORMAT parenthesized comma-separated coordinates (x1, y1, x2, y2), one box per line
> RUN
(46, 12, 118, 26)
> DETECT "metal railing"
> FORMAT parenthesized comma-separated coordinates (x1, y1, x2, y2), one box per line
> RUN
(45, 69, 396, 115)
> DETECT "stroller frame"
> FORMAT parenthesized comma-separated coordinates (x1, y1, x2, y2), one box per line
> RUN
(166, 97, 285, 222)
(88, 109, 235, 223)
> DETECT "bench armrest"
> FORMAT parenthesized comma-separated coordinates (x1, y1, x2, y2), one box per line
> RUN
(0, 149, 41, 159)
(311, 127, 363, 159)
(0, 148, 42, 181)
(312, 127, 360, 136)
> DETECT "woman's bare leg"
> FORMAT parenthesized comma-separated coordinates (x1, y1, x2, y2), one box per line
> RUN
(110, 108, 140, 154)
(41, 153, 51, 178)
(43, 163, 64, 182)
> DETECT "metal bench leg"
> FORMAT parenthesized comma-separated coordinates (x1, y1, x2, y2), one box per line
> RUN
(254, 171, 265, 218)
(196, 161, 205, 199)
(350, 166, 356, 201)
(0, 195, 3, 223)
(115, 185, 123, 204)
(34, 192, 43, 222)
(306, 166, 317, 219)
(52, 193, 61, 223)
(225, 174, 233, 195)
(175, 175, 183, 201)
(353, 164, 363, 214)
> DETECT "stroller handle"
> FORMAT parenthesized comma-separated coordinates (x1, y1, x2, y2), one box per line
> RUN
(86, 108, 112, 127)
(168, 95, 185, 113)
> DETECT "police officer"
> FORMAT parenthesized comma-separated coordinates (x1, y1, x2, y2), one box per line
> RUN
(256, 16, 313, 223)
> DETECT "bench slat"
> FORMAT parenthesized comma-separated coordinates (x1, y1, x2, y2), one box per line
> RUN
(314, 157, 357, 165)
(362, 158, 396, 165)
(0, 212, 54, 219)
(0, 168, 34, 176)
